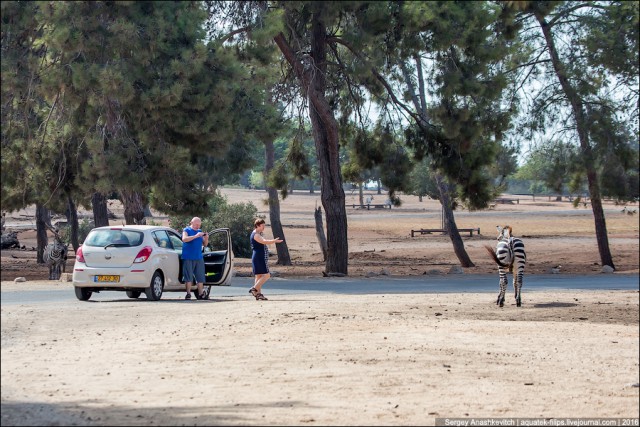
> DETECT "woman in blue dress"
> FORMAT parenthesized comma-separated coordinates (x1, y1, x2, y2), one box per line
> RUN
(249, 218, 283, 301)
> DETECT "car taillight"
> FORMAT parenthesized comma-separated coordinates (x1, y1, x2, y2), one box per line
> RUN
(76, 246, 85, 263)
(134, 246, 153, 263)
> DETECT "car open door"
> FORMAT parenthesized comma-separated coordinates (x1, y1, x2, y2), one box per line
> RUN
(202, 228, 234, 286)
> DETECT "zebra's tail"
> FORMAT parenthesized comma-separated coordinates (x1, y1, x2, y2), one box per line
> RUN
(484, 245, 509, 268)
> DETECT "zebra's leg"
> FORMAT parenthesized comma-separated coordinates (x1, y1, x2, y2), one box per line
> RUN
(515, 267, 524, 307)
(497, 267, 508, 307)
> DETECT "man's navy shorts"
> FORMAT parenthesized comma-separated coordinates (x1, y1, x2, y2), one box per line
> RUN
(183, 259, 205, 283)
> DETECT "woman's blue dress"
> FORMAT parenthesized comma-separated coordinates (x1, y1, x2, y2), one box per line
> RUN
(250, 230, 269, 275)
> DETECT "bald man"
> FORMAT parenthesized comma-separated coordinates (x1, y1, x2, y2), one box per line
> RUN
(181, 217, 209, 300)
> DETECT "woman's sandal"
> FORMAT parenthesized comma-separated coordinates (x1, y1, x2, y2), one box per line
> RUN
(249, 287, 258, 297)
(255, 293, 268, 301)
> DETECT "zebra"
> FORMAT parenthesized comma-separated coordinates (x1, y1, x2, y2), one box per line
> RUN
(484, 225, 526, 307)
(44, 227, 68, 280)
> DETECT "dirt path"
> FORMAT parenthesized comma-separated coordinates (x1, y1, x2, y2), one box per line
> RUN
(1, 283, 638, 425)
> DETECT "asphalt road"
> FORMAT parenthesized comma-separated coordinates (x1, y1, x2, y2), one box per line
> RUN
(1, 274, 638, 305)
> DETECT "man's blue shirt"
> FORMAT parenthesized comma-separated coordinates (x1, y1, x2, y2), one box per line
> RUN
(182, 226, 204, 260)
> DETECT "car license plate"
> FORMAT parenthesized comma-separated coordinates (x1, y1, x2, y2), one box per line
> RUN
(94, 275, 120, 283)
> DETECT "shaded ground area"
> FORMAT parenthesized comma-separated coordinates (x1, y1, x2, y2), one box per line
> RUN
(1, 188, 638, 281)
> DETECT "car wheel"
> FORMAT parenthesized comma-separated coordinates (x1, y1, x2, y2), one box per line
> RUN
(74, 287, 92, 301)
(126, 290, 141, 299)
(195, 286, 211, 300)
(145, 271, 164, 301)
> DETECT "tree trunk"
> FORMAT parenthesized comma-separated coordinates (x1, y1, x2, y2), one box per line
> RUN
(120, 189, 146, 225)
(359, 183, 364, 206)
(536, 15, 614, 269)
(66, 195, 79, 252)
(314, 206, 328, 261)
(35, 203, 49, 264)
(91, 192, 110, 228)
(437, 175, 474, 267)
(308, 15, 348, 274)
(264, 139, 291, 265)
(274, 14, 348, 275)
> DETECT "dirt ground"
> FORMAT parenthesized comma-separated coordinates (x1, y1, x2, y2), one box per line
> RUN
(1, 188, 639, 425)
(1, 287, 638, 426)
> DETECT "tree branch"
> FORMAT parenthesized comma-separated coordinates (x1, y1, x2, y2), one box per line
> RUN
(547, 3, 608, 27)
(326, 35, 436, 133)
(217, 26, 252, 44)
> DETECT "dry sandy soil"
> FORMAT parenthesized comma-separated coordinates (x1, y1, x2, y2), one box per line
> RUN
(2, 187, 640, 279)
(1, 287, 638, 426)
(1, 188, 639, 425)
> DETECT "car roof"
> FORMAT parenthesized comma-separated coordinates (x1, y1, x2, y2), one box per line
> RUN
(92, 225, 174, 232)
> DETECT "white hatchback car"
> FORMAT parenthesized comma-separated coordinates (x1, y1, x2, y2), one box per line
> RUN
(72, 225, 234, 301)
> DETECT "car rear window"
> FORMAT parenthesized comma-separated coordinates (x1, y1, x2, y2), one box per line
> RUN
(84, 229, 143, 247)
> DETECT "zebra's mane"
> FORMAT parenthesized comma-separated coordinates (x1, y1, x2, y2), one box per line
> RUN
(46, 224, 66, 246)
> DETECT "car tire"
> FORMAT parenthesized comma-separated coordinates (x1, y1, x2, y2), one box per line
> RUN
(74, 287, 92, 301)
(126, 290, 142, 299)
(145, 271, 164, 301)
(195, 286, 211, 300)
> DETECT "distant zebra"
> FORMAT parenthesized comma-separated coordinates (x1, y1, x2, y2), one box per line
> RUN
(44, 228, 68, 280)
(484, 225, 526, 307)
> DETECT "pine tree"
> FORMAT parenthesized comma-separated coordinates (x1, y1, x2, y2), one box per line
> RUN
(506, 1, 639, 269)
(1, 1, 62, 259)
(32, 1, 263, 226)
(205, 1, 519, 273)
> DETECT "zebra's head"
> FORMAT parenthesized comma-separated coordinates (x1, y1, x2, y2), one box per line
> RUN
(46, 223, 66, 245)
(496, 225, 512, 241)
(53, 230, 67, 247)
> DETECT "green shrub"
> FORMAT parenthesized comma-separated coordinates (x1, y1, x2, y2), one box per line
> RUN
(212, 201, 261, 258)
(58, 218, 94, 245)
(169, 192, 261, 258)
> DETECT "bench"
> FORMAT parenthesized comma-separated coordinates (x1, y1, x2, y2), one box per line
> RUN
(411, 227, 480, 237)
(350, 204, 392, 210)
(494, 198, 519, 204)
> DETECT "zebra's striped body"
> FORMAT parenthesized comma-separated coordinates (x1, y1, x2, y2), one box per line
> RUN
(44, 238, 68, 280)
(485, 225, 526, 307)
